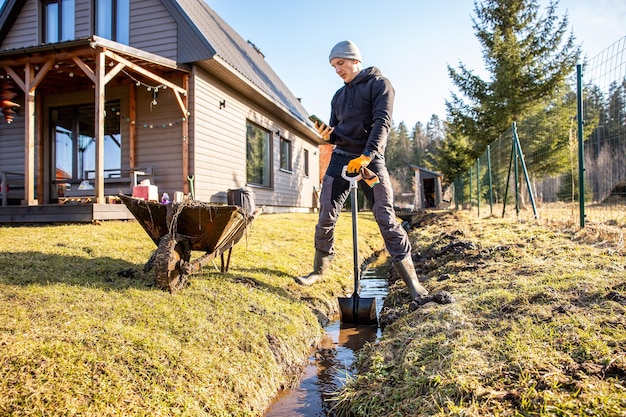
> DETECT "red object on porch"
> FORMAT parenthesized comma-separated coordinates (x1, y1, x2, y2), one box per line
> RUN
(132, 184, 159, 201)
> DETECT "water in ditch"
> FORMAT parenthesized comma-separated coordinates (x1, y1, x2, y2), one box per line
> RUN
(265, 268, 388, 417)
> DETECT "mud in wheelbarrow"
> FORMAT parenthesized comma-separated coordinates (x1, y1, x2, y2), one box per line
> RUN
(119, 193, 257, 292)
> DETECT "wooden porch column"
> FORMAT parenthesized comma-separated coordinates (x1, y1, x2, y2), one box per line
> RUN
(182, 74, 189, 194)
(24, 63, 36, 205)
(129, 84, 136, 168)
(5, 61, 52, 205)
(36, 93, 44, 203)
(94, 49, 105, 204)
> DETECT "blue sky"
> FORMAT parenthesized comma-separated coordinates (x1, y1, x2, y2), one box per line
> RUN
(206, 0, 626, 128)
(0, 0, 621, 127)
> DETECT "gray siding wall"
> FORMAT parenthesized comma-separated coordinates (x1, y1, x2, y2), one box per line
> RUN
(130, 0, 178, 60)
(1, 0, 178, 61)
(2, 1, 38, 49)
(75, 0, 91, 38)
(1, 0, 87, 48)
(190, 66, 320, 210)
(0, 111, 25, 174)
(132, 78, 186, 195)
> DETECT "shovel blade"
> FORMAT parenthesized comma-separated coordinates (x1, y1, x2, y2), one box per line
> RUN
(339, 295, 377, 326)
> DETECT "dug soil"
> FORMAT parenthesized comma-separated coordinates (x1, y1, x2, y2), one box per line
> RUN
(331, 210, 626, 416)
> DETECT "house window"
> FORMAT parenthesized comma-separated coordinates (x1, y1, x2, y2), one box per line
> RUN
(95, 0, 129, 44)
(53, 101, 122, 184)
(280, 137, 292, 172)
(42, 0, 75, 43)
(304, 149, 310, 177)
(246, 122, 271, 187)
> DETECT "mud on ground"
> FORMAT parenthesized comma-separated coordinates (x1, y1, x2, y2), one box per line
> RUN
(333, 210, 626, 417)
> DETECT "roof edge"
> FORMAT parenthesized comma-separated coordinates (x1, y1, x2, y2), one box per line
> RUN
(0, 0, 26, 45)
(204, 56, 323, 145)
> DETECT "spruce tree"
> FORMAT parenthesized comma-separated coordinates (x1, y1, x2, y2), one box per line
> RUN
(446, 0, 581, 156)
(386, 122, 414, 198)
(411, 121, 428, 168)
(434, 130, 474, 183)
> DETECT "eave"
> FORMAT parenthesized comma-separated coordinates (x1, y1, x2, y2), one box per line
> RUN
(199, 56, 324, 146)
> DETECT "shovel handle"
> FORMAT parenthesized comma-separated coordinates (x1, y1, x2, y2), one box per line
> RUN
(187, 175, 195, 200)
(340, 165, 362, 297)
(341, 166, 361, 188)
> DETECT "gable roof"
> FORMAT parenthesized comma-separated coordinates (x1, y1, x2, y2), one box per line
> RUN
(0, 0, 316, 135)
(0, 0, 24, 43)
(163, 0, 313, 127)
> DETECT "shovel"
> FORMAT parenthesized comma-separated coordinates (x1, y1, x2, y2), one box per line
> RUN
(187, 175, 195, 200)
(338, 166, 378, 326)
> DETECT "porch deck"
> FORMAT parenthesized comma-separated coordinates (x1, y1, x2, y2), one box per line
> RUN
(0, 202, 135, 224)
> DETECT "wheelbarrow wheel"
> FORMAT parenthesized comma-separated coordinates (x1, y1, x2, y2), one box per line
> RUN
(153, 234, 191, 292)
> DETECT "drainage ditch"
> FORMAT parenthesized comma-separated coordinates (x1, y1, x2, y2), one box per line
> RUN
(265, 267, 388, 416)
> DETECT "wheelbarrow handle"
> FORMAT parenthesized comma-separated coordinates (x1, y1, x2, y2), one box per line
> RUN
(341, 166, 362, 188)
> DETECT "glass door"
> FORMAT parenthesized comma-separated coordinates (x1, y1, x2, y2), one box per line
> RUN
(51, 101, 121, 197)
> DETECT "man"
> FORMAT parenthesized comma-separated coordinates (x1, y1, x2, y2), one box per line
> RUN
(296, 40, 429, 302)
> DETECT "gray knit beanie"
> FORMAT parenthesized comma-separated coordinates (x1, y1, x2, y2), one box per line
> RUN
(329, 40, 362, 63)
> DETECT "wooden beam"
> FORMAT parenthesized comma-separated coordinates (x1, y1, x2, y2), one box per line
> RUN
(104, 49, 188, 117)
(129, 84, 136, 168)
(4, 61, 53, 94)
(72, 56, 95, 82)
(173, 90, 189, 119)
(36, 93, 44, 203)
(104, 50, 186, 94)
(75, 54, 129, 85)
(0, 47, 96, 67)
(24, 63, 35, 205)
(94, 50, 106, 204)
(30, 60, 53, 93)
(182, 74, 189, 194)
(104, 62, 125, 85)
(3, 66, 25, 93)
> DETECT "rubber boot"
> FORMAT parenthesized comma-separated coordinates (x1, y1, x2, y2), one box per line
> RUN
(295, 249, 333, 286)
(393, 255, 429, 299)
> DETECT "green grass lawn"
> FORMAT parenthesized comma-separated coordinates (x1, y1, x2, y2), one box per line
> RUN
(1, 210, 625, 416)
(0, 212, 384, 416)
(333, 211, 626, 417)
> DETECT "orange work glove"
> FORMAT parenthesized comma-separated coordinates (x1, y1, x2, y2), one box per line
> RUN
(346, 154, 372, 174)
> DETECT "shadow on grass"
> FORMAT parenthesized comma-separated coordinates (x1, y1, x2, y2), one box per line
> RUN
(205, 266, 302, 302)
(0, 251, 154, 290)
(0, 250, 332, 307)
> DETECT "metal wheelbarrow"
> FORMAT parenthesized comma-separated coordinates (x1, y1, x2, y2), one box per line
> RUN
(119, 193, 257, 293)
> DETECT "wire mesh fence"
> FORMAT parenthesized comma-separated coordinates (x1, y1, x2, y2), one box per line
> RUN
(453, 36, 626, 228)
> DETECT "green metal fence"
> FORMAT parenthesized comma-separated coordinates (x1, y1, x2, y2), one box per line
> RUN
(453, 36, 626, 228)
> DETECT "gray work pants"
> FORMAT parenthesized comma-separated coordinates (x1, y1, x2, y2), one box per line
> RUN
(314, 152, 411, 263)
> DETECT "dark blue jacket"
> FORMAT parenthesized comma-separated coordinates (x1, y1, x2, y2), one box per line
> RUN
(328, 66, 394, 158)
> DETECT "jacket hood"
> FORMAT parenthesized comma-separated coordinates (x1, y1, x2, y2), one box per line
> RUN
(347, 66, 381, 85)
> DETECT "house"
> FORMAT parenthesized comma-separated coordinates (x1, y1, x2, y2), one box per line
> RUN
(0, 0, 324, 223)
(410, 165, 445, 210)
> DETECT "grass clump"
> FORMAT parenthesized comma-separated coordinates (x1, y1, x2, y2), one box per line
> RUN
(4, 209, 625, 416)
(0, 212, 384, 416)
(333, 210, 626, 417)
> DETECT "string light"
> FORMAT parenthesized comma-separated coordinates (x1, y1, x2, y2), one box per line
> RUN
(116, 112, 187, 129)
(0, 63, 186, 124)
(121, 69, 167, 93)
